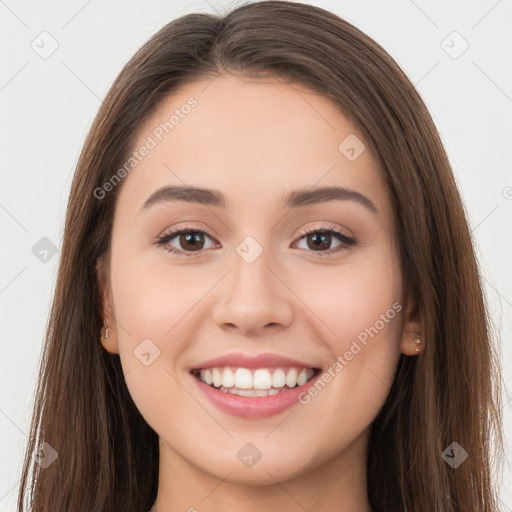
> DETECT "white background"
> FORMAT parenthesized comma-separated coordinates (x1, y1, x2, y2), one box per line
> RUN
(1, 0, 511, 510)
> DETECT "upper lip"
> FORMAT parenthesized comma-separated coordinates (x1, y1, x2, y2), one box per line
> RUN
(191, 352, 320, 371)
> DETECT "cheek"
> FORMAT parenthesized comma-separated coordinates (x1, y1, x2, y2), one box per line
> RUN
(112, 255, 210, 348)
(110, 259, 213, 434)
(109, 254, 211, 411)
(289, 253, 403, 414)
(293, 252, 402, 352)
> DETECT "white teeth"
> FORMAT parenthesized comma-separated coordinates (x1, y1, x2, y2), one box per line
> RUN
(234, 368, 253, 389)
(238, 388, 270, 397)
(203, 368, 213, 386)
(253, 369, 272, 389)
(212, 368, 222, 387)
(272, 369, 286, 388)
(219, 386, 284, 397)
(222, 368, 235, 388)
(297, 369, 309, 386)
(285, 368, 298, 388)
(197, 366, 317, 392)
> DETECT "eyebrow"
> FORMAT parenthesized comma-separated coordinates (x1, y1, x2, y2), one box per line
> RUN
(140, 185, 378, 214)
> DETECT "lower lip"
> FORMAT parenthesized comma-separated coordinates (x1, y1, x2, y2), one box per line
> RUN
(192, 372, 321, 418)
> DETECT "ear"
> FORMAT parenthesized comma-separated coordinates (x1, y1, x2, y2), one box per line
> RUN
(399, 295, 424, 356)
(96, 256, 119, 354)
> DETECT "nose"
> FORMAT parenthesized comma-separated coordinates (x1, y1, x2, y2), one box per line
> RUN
(211, 248, 294, 336)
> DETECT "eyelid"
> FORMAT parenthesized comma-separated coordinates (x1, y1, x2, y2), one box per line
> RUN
(291, 224, 356, 256)
(294, 223, 353, 240)
(155, 223, 209, 242)
(154, 224, 219, 256)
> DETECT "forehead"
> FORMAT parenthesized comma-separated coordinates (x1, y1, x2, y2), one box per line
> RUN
(115, 74, 389, 217)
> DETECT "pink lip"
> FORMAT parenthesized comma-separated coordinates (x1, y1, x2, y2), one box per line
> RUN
(192, 371, 322, 418)
(191, 352, 317, 371)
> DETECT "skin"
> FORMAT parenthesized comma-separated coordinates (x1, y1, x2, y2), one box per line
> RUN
(97, 73, 422, 511)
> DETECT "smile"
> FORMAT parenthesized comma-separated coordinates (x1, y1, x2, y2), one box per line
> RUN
(190, 354, 323, 417)
(191, 366, 320, 396)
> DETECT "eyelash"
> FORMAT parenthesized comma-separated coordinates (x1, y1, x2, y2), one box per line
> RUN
(155, 224, 356, 257)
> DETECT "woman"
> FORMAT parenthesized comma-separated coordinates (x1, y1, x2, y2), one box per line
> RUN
(17, 1, 503, 511)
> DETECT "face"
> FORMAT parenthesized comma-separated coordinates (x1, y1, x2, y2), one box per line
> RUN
(98, 73, 420, 487)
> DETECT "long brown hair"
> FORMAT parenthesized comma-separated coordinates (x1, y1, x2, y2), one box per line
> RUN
(17, 2, 503, 511)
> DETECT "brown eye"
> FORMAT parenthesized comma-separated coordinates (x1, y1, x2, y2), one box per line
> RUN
(305, 231, 332, 251)
(178, 232, 205, 251)
(156, 228, 217, 256)
(294, 226, 355, 256)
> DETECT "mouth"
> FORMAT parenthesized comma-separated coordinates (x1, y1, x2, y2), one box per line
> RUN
(190, 366, 322, 397)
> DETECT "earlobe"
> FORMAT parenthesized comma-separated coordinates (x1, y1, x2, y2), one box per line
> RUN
(100, 318, 119, 354)
(399, 296, 424, 356)
(401, 334, 424, 356)
(96, 257, 119, 354)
